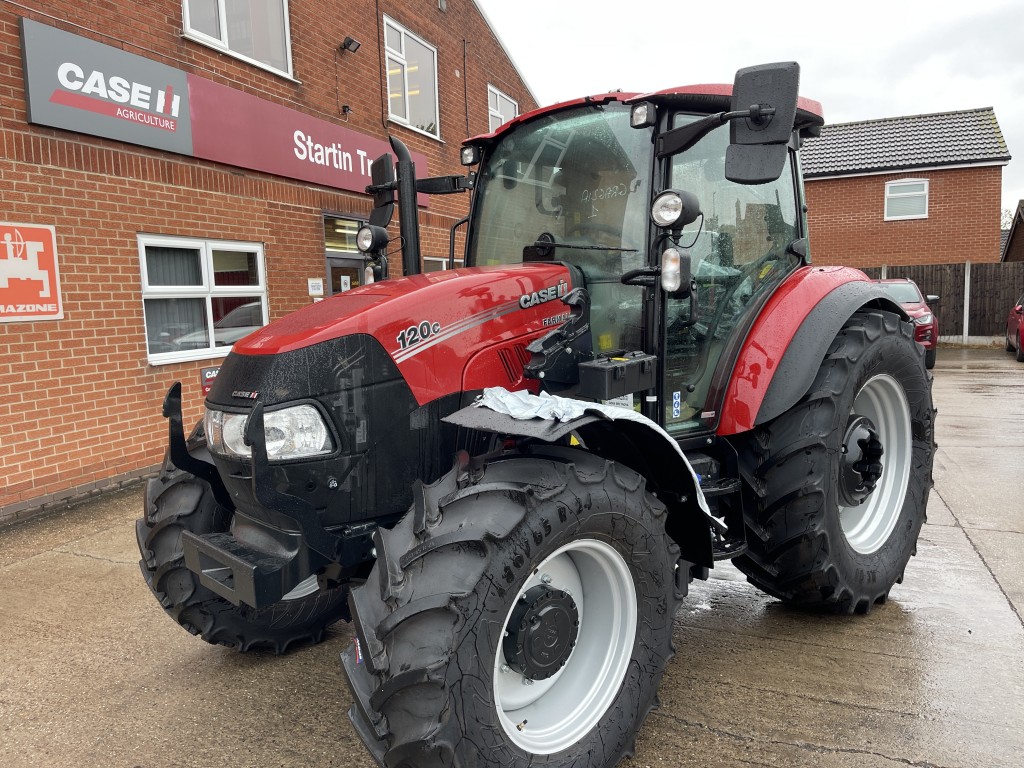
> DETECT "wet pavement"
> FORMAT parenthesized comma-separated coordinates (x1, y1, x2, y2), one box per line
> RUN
(2, 346, 1022, 767)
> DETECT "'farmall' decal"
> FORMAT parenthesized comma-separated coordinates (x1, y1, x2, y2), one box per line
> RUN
(519, 281, 568, 309)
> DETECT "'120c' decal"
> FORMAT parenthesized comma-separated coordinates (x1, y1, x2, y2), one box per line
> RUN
(397, 321, 442, 350)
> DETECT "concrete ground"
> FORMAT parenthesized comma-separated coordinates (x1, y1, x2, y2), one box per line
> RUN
(1, 347, 1022, 767)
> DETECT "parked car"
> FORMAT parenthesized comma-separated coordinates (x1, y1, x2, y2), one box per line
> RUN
(1006, 292, 1024, 362)
(874, 278, 939, 369)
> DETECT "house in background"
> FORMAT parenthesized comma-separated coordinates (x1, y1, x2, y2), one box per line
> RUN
(1002, 201, 1024, 261)
(801, 108, 1010, 270)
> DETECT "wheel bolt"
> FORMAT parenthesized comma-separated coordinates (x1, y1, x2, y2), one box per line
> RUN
(500, 664, 510, 674)
(522, 678, 534, 686)
(541, 574, 552, 584)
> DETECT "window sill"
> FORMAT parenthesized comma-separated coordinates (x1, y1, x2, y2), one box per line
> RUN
(181, 32, 301, 84)
(147, 347, 232, 367)
(387, 118, 445, 144)
(884, 214, 929, 222)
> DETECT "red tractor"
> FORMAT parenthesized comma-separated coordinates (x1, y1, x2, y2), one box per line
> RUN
(137, 63, 934, 767)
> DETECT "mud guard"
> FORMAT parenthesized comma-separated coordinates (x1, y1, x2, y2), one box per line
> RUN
(717, 268, 907, 434)
(444, 388, 715, 570)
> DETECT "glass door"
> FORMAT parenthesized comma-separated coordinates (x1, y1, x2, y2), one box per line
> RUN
(324, 215, 366, 294)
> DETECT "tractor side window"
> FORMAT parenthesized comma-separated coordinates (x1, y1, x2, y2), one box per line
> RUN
(663, 117, 799, 432)
(469, 104, 653, 355)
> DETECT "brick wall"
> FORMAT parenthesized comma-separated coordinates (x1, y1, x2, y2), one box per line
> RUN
(0, 0, 537, 521)
(804, 166, 1004, 269)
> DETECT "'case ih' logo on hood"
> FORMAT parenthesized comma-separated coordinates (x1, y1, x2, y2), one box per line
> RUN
(519, 281, 568, 309)
(50, 62, 181, 132)
(232, 390, 259, 400)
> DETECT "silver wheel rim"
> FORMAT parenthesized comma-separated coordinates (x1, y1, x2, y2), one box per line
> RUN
(839, 373, 912, 554)
(281, 574, 320, 600)
(493, 538, 638, 753)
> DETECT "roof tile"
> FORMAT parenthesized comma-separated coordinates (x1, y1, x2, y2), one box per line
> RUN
(801, 107, 1010, 177)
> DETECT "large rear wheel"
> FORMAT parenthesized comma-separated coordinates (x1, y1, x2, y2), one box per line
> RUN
(733, 310, 935, 613)
(342, 447, 681, 767)
(136, 454, 348, 652)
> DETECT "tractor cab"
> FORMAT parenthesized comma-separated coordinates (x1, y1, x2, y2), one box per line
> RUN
(462, 64, 823, 436)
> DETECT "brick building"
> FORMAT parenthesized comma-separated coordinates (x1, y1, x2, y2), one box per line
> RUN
(0, 0, 536, 522)
(801, 108, 1010, 270)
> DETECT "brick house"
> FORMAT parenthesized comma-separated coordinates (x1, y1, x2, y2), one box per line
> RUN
(801, 108, 1010, 270)
(0, 1, 536, 522)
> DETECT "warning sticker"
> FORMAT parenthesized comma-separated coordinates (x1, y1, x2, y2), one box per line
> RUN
(0, 223, 63, 322)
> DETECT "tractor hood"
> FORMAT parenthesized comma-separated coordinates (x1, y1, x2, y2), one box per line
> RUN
(230, 262, 576, 406)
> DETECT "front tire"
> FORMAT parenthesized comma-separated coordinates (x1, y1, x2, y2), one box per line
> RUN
(342, 447, 681, 767)
(1017, 332, 1024, 363)
(136, 455, 348, 652)
(733, 310, 935, 613)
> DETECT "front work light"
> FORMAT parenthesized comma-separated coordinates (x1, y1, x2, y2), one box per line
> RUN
(630, 101, 656, 128)
(205, 404, 333, 462)
(650, 189, 701, 229)
(356, 224, 389, 254)
(461, 145, 481, 166)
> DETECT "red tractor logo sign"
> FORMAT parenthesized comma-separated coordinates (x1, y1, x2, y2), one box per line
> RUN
(0, 223, 62, 322)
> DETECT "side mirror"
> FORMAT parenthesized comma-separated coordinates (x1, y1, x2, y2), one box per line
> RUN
(926, 294, 940, 306)
(725, 62, 800, 184)
(367, 153, 396, 229)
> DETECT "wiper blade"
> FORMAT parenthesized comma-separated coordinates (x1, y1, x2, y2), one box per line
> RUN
(531, 241, 638, 253)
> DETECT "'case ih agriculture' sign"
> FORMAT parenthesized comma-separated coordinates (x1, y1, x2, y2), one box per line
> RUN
(0, 223, 62, 323)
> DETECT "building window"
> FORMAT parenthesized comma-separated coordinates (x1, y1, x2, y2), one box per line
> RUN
(488, 86, 518, 132)
(885, 179, 929, 220)
(139, 235, 268, 364)
(183, 0, 293, 78)
(384, 17, 440, 138)
(423, 256, 464, 272)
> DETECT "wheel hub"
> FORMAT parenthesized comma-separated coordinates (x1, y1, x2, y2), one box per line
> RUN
(840, 415, 885, 506)
(502, 585, 580, 681)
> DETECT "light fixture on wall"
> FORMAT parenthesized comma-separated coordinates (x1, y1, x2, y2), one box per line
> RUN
(340, 36, 361, 54)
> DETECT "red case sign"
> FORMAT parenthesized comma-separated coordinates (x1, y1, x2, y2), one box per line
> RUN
(0, 223, 63, 322)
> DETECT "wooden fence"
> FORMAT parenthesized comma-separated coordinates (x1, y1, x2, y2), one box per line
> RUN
(858, 262, 1024, 340)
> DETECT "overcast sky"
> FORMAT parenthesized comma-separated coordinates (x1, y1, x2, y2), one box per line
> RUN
(475, 0, 1023, 217)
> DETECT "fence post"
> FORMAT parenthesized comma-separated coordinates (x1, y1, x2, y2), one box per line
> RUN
(880, 264, 887, 279)
(962, 260, 971, 344)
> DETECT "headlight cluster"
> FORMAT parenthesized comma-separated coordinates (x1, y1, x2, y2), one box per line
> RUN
(913, 313, 934, 326)
(205, 404, 333, 462)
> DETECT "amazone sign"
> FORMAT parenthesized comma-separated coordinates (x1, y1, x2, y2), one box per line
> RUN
(20, 18, 427, 195)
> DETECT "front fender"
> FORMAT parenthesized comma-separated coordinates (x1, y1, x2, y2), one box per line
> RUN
(717, 267, 906, 435)
(444, 388, 714, 569)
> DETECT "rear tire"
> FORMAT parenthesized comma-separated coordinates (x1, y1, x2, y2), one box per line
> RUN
(136, 454, 347, 652)
(342, 447, 680, 767)
(733, 310, 935, 613)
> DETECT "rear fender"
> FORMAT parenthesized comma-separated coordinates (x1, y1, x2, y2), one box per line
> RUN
(717, 267, 906, 434)
(444, 391, 714, 569)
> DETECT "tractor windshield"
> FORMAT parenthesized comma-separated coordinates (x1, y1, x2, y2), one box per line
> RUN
(468, 103, 652, 354)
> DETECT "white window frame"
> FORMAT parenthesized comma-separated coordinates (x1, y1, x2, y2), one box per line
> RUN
(487, 85, 518, 132)
(423, 256, 464, 272)
(383, 16, 441, 139)
(182, 0, 295, 80)
(884, 179, 929, 221)
(138, 234, 268, 365)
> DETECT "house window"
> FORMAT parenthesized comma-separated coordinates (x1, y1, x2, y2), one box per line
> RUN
(423, 256, 464, 272)
(885, 179, 929, 220)
(384, 17, 440, 138)
(183, 0, 292, 78)
(139, 235, 268, 364)
(488, 86, 518, 132)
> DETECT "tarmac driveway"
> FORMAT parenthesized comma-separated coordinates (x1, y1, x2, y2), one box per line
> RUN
(1, 346, 1022, 767)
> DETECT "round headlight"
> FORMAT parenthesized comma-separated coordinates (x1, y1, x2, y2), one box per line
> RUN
(356, 225, 389, 254)
(651, 191, 684, 227)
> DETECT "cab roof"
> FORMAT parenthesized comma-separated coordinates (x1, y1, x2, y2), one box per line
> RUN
(465, 85, 825, 146)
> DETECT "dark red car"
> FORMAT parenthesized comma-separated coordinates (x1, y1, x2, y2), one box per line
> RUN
(1006, 292, 1024, 362)
(874, 279, 940, 369)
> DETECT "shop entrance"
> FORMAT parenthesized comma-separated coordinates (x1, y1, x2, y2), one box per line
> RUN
(324, 214, 367, 294)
